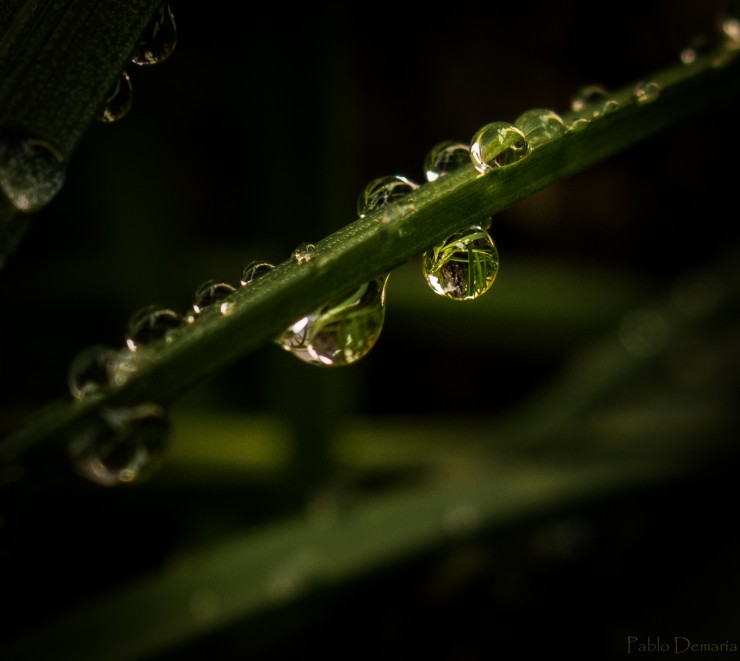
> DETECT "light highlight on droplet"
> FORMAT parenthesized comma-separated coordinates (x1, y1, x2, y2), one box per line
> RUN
(240, 261, 274, 286)
(191, 280, 236, 317)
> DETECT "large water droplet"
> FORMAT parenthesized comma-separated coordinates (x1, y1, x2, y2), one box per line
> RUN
(469, 122, 529, 174)
(98, 71, 133, 123)
(357, 175, 419, 218)
(633, 81, 661, 104)
(0, 128, 65, 212)
(131, 4, 177, 66)
(191, 280, 236, 318)
(277, 275, 388, 366)
(570, 85, 619, 117)
(68, 403, 169, 487)
(422, 226, 499, 300)
(423, 141, 470, 182)
(513, 108, 567, 150)
(126, 305, 182, 351)
(240, 260, 274, 286)
(68, 345, 118, 401)
(292, 242, 318, 264)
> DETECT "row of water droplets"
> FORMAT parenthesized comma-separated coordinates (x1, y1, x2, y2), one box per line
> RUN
(59, 9, 740, 487)
(97, 4, 177, 124)
(65, 262, 272, 487)
(0, 4, 176, 214)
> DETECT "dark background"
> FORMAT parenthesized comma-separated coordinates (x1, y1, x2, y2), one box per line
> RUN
(1, 1, 739, 659)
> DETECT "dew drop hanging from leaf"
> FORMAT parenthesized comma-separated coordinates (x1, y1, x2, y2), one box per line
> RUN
(67, 404, 169, 487)
(421, 140, 497, 300)
(276, 275, 389, 367)
(130, 4, 177, 66)
(98, 71, 133, 123)
(422, 226, 499, 301)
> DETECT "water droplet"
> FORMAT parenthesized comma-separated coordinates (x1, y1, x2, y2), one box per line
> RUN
(292, 242, 318, 264)
(240, 260, 274, 286)
(570, 85, 619, 117)
(469, 122, 529, 174)
(98, 71, 133, 123)
(191, 280, 236, 317)
(567, 117, 590, 132)
(126, 305, 183, 351)
(633, 81, 661, 104)
(423, 141, 470, 182)
(277, 275, 388, 366)
(357, 175, 419, 218)
(131, 4, 177, 66)
(107, 349, 140, 387)
(68, 403, 168, 487)
(513, 108, 567, 149)
(422, 226, 499, 300)
(0, 128, 65, 212)
(618, 309, 670, 357)
(68, 345, 118, 401)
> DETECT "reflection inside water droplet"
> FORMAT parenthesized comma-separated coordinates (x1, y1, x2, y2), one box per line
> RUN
(422, 226, 499, 301)
(191, 280, 236, 318)
(240, 261, 274, 286)
(98, 71, 133, 123)
(277, 275, 388, 366)
(68, 345, 118, 401)
(131, 4, 177, 66)
(357, 175, 419, 218)
(67, 403, 169, 487)
(469, 122, 529, 174)
(633, 81, 661, 104)
(513, 108, 567, 150)
(423, 141, 470, 182)
(126, 305, 182, 351)
(292, 243, 318, 264)
(0, 128, 65, 212)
